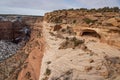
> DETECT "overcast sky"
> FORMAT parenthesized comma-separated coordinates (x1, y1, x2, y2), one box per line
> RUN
(0, 0, 120, 15)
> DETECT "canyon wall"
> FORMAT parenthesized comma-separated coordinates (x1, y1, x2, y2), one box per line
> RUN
(44, 9, 120, 48)
(0, 21, 13, 40)
(40, 9, 120, 80)
(0, 15, 44, 80)
(0, 16, 43, 43)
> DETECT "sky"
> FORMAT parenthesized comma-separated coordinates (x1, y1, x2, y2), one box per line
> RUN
(0, 0, 120, 16)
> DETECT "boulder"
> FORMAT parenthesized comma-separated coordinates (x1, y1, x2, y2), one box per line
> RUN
(102, 18, 119, 26)
(115, 17, 120, 22)
(94, 13, 103, 17)
(85, 15, 98, 21)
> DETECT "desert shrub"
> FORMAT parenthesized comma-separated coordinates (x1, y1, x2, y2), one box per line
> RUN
(112, 7, 119, 12)
(83, 18, 96, 24)
(74, 39, 84, 47)
(47, 61, 51, 64)
(65, 37, 69, 40)
(97, 7, 120, 12)
(73, 20, 76, 23)
(25, 72, 31, 79)
(41, 77, 48, 80)
(60, 27, 75, 35)
(71, 37, 84, 47)
(54, 17, 62, 23)
(71, 37, 77, 41)
(67, 27, 75, 35)
(59, 37, 84, 49)
(61, 28, 66, 32)
(49, 32, 56, 36)
(45, 68, 51, 76)
(80, 8, 88, 11)
(68, 8, 74, 11)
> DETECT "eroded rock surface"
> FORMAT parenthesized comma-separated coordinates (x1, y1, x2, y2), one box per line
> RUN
(40, 9, 120, 80)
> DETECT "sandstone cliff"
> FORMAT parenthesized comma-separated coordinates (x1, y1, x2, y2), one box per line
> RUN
(40, 8, 120, 80)
(0, 8, 120, 80)
(44, 9, 120, 48)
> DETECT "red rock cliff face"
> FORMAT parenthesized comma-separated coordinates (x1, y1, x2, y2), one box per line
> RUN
(12, 21, 26, 41)
(0, 21, 26, 41)
(0, 21, 13, 40)
(0, 16, 43, 80)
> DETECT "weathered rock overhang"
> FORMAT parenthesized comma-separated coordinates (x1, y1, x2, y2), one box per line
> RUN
(80, 29, 101, 38)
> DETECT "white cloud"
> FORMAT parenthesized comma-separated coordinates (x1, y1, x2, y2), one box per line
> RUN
(76, 0, 120, 8)
(0, 7, 47, 16)
(0, 0, 120, 15)
(0, 0, 72, 10)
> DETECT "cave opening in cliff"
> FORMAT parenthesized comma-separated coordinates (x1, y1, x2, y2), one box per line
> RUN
(81, 29, 101, 38)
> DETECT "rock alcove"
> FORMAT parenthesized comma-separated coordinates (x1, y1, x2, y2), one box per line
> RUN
(80, 29, 101, 38)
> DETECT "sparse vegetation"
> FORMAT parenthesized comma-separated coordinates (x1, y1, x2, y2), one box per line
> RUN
(83, 18, 96, 24)
(47, 61, 51, 64)
(61, 28, 66, 32)
(59, 37, 84, 49)
(25, 72, 31, 79)
(74, 38, 84, 47)
(45, 7, 120, 24)
(59, 26, 75, 35)
(49, 32, 56, 36)
(45, 68, 51, 76)
(73, 20, 76, 23)
(41, 77, 48, 80)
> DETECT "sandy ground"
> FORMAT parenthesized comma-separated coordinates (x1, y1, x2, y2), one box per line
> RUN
(39, 22, 120, 80)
